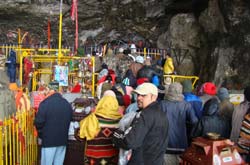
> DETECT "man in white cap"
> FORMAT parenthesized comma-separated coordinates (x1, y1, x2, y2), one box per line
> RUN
(112, 83, 168, 165)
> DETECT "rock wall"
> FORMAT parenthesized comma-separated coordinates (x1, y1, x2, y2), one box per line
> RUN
(0, 0, 250, 87)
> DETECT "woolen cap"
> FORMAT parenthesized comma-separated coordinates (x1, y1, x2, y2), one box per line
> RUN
(217, 87, 229, 101)
(133, 83, 158, 96)
(203, 82, 217, 95)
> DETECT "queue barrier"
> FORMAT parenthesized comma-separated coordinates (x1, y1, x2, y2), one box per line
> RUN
(0, 110, 38, 165)
(0, 44, 71, 63)
(163, 74, 199, 88)
(0, 44, 18, 58)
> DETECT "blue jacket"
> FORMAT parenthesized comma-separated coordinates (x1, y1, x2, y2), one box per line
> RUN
(183, 92, 203, 119)
(161, 100, 198, 154)
(34, 93, 73, 147)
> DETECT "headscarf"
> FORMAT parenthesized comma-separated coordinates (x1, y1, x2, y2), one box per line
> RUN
(103, 90, 116, 97)
(79, 96, 121, 140)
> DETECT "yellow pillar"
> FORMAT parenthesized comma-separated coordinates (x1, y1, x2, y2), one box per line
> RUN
(91, 56, 95, 97)
(58, 0, 63, 63)
(0, 122, 3, 165)
(144, 48, 147, 58)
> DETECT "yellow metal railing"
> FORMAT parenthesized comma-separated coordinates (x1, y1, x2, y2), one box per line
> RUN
(163, 75, 199, 88)
(0, 44, 71, 64)
(29, 55, 97, 97)
(0, 110, 38, 165)
(0, 44, 20, 62)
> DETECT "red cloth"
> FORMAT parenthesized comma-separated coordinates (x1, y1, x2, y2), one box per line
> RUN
(70, 0, 78, 51)
(123, 95, 131, 108)
(97, 70, 116, 85)
(71, 83, 81, 93)
(203, 82, 217, 95)
(70, 0, 77, 21)
(137, 78, 149, 86)
(98, 76, 107, 85)
(24, 58, 33, 85)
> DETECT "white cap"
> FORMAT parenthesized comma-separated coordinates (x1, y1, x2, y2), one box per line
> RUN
(130, 44, 136, 49)
(135, 56, 144, 64)
(133, 83, 158, 96)
(118, 47, 124, 53)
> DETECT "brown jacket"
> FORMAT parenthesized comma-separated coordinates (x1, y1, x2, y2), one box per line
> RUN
(129, 62, 143, 77)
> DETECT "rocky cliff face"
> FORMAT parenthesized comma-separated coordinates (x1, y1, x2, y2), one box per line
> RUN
(0, 0, 249, 88)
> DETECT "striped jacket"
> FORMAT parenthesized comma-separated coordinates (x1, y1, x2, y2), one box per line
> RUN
(237, 113, 250, 153)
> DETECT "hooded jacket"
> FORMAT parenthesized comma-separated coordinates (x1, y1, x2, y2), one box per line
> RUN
(161, 99, 198, 154)
(183, 93, 203, 119)
(191, 98, 231, 139)
(163, 57, 174, 74)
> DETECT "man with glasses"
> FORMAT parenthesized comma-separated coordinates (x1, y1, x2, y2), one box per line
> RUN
(112, 83, 168, 165)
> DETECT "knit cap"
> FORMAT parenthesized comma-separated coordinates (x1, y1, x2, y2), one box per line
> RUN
(217, 87, 229, 101)
(181, 80, 192, 93)
(165, 82, 184, 101)
(203, 82, 217, 95)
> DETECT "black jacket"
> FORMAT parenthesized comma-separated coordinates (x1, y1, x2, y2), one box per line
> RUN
(34, 93, 73, 147)
(137, 65, 161, 81)
(112, 102, 168, 165)
(191, 98, 231, 139)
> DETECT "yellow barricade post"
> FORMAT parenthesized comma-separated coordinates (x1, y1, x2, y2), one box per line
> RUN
(11, 116, 16, 165)
(4, 118, 8, 165)
(0, 110, 38, 165)
(0, 121, 3, 165)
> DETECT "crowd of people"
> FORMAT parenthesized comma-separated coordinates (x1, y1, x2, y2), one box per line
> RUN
(66, 47, 250, 165)
(2, 45, 250, 165)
